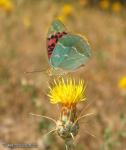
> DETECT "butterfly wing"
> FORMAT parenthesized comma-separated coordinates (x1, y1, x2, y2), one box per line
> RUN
(49, 34, 91, 71)
(47, 19, 67, 58)
(47, 19, 67, 37)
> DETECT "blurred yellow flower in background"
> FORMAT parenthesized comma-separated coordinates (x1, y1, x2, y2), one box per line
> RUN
(79, 0, 88, 6)
(118, 76, 126, 90)
(57, 4, 74, 23)
(61, 4, 73, 16)
(22, 16, 31, 29)
(99, 0, 110, 10)
(48, 77, 86, 107)
(111, 2, 122, 13)
(0, 0, 14, 12)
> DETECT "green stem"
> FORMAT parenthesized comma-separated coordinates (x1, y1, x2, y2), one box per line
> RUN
(65, 140, 75, 150)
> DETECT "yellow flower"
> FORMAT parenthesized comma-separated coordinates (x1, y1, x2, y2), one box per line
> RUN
(48, 77, 86, 107)
(99, 0, 110, 10)
(61, 4, 73, 16)
(118, 76, 126, 90)
(0, 0, 14, 12)
(57, 4, 73, 23)
(111, 2, 122, 13)
(79, 0, 88, 6)
(22, 16, 31, 28)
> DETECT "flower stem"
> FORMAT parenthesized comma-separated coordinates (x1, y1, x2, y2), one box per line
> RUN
(65, 140, 75, 150)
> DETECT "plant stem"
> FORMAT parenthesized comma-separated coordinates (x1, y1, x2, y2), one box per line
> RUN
(65, 140, 75, 150)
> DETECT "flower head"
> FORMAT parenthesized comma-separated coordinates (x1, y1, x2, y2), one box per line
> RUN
(0, 0, 14, 12)
(99, 0, 110, 10)
(61, 4, 73, 16)
(57, 4, 73, 23)
(111, 2, 122, 13)
(118, 76, 126, 90)
(48, 77, 86, 107)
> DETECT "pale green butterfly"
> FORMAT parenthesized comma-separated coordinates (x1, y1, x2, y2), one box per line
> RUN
(47, 19, 91, 75)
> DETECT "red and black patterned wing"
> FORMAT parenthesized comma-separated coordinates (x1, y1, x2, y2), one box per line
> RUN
(46, 19, 67, 58)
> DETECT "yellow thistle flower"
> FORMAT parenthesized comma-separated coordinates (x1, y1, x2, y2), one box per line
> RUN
(118, 76, 126, 90)
(61, 4, 73, 16)
(0, 0, 14, 12)
(48, 77, 87, 142)
(111, 2, 122, 13)
(99, 0, 110, 10)
(48, 77, 86, 107)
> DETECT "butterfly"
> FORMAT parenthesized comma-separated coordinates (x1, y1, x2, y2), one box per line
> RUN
(25, 19, 91, 76)
(47, 19, 92, 76)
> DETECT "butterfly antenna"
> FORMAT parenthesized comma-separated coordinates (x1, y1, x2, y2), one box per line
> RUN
(29, 113, 57, 125)
(24, 70, 44, 74)
(24, 68, 49, 74)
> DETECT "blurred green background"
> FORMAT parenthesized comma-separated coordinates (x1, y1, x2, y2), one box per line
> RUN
(0, 0, 126, 150)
